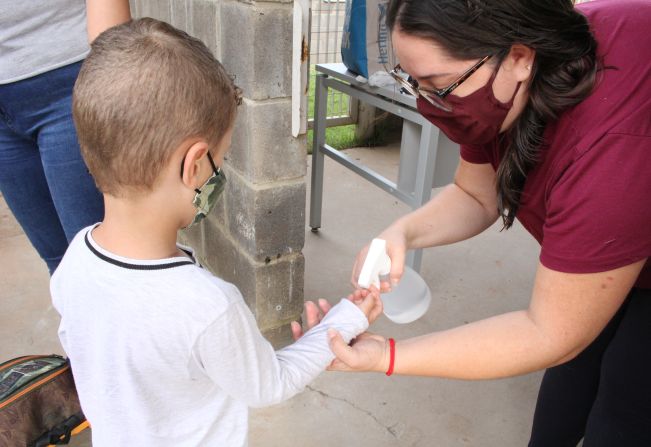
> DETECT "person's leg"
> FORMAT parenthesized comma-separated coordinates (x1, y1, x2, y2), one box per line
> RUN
(0, 114, 68, 274)
(583, 287, 651, 446)
(0, 61, 103, 273)
(34, 62, 104, 243)
(528, 296, 629, 447)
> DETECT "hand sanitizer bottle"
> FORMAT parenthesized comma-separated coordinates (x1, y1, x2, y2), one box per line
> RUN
(357, 239, 431, 324)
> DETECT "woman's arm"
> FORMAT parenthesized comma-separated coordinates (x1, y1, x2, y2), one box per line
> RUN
(399, 159, 499, 250)
(86, 0, 131, 42)
(332, 259, 646, 379)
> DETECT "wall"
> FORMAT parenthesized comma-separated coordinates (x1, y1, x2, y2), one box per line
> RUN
(130, 0, 307, 347)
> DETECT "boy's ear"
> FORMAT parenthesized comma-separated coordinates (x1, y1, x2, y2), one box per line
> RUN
(181, 140, 209, 189)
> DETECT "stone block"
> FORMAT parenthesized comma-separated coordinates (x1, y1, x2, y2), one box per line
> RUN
(229, 98, 307, 184)
(220, 2, 292, 100)
(199, 219, 255, 302)
(169, 0, 191, 34)
(238, 0, 293, 5)
(191, 0, 220, 57)
(262, 324, 295, 350)
(134, 0, 172, 23)
(225, 172, 305, 262)
(129, 0, 138, 17)
(252, 253, 305, 330)
(135, 0, 219, 57)
(200, 221, 304, 335)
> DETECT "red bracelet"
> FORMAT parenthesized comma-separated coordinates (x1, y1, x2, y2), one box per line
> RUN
(385, 338, 396, 376)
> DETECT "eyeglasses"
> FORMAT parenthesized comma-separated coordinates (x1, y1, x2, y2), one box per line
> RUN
(389, 55, 492, 112)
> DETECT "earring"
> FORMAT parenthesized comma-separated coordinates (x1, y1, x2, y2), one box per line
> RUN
(526, 65, 531, 71)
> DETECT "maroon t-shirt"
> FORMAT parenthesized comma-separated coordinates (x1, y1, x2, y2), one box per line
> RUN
(461, 0, 651, 288)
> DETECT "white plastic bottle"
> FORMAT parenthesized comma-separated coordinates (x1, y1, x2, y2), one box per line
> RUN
(358, 239, 431, 324)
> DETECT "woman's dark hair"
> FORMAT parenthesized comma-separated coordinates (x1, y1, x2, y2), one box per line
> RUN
(388, 0, 598, 228)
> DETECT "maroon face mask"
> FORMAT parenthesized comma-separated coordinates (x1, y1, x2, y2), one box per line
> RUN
(416, 69, 521, 146)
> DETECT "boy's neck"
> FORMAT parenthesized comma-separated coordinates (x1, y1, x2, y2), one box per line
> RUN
(92, 194, 184, 260)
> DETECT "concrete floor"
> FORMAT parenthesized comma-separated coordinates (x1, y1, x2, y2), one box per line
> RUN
(1, 145, 543, 446)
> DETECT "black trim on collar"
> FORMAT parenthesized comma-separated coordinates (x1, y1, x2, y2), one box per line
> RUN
(84, 232, 195, 270)
(179, 247, 194, 258)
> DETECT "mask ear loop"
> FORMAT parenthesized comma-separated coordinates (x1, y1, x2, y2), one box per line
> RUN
(180, 152, 219, 194)
(484, 65, 522, 109)
(206, 151, 219, 174)
(506, 81, 522, 106)
(488, 61, 522, 107)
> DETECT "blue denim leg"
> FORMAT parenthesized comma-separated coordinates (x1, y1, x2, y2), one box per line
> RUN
(0, 61, 104, 273)
(0, 121, 69, 272)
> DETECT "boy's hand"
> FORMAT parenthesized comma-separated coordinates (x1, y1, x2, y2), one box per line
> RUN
(291, 299, 332, 340)
(291, 288, 382, 341)
(352, 286, 383, 325)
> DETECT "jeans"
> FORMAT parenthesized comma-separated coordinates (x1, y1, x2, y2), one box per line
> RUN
(0, 61, 104, 274)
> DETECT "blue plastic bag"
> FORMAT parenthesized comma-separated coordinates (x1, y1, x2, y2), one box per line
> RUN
(341, 0, 395, 79)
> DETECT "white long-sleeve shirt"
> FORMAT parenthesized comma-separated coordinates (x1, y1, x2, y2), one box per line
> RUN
(51, 226, 368, 446)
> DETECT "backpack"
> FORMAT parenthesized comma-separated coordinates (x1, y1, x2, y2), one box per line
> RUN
(0, 355, 88, 446)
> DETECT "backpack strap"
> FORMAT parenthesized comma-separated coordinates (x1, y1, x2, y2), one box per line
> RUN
(32, 413, 86, 446)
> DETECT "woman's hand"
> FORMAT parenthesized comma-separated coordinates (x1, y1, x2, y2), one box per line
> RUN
(327, 330, 390, 373)
(351, 224, 409, 293)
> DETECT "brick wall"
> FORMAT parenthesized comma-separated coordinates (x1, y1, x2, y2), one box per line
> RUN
(130, 0, 307, 347)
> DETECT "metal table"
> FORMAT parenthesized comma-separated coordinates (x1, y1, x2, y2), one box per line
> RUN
(309, 63, 459, 271)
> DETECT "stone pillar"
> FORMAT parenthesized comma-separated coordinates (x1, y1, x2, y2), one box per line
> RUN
(131, 0, 307, 347)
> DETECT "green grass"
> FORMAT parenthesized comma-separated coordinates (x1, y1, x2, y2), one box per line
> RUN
(306, 67, 388, 154)
(307, 67, 350, 119)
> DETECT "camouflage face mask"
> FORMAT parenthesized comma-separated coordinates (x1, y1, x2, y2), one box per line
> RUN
(184, 152, 226, 228)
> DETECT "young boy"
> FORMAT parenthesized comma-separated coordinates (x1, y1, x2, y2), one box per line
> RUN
(50, 18, 381, 446)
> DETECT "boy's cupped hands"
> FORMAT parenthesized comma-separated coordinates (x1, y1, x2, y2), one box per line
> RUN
(290, 286, 383, 340)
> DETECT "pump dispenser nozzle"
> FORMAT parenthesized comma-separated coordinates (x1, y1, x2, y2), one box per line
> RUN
(358, 239, 392, 289)
(357, 238, 432, 324)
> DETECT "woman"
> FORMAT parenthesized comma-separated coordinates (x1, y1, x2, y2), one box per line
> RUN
(327, 0, 650, 445)
(0, 0, 129, 273)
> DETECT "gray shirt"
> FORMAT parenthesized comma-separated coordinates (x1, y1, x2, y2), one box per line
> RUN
(0, 0, 88, 84)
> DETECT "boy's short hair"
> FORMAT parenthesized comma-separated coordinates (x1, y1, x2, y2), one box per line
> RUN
(73, 18, 241, 196)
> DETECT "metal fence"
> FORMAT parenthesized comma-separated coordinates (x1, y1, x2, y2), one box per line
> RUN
(309, 0, 357, 128)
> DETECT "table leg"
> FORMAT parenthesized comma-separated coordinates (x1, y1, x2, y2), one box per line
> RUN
(309, 73, 328, 232)
(404, 123, 440, 272)
(413, 123, 439, 208)
(397, 120, 420, 196)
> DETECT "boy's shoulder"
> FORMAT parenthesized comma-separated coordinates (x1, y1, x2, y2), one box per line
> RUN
(51, 226, 245, 324)
(181, 263, 244, 312)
